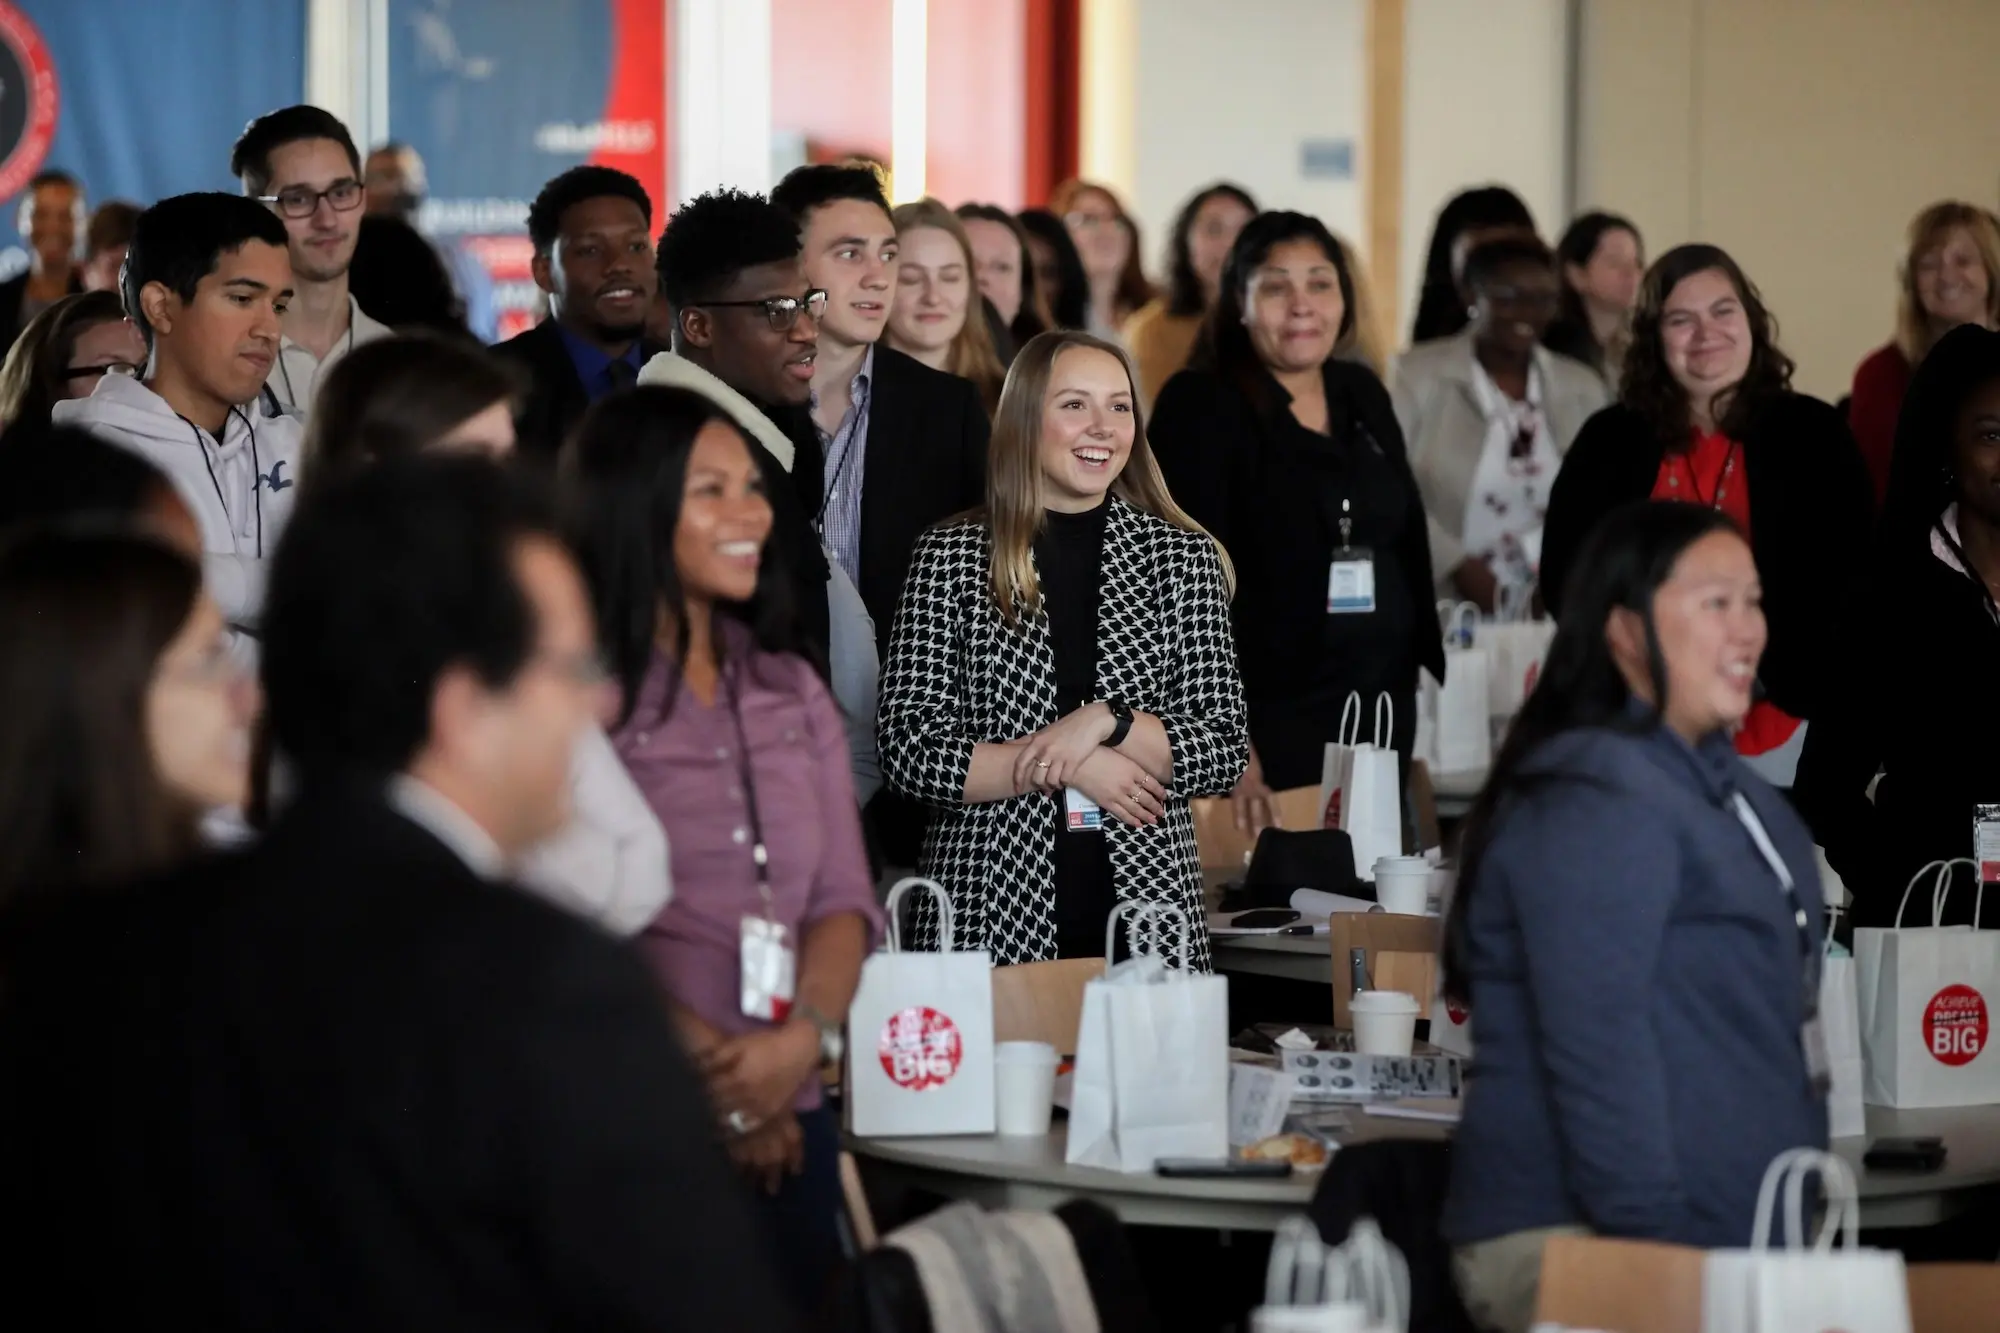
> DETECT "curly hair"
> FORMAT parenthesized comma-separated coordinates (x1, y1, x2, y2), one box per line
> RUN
(654, 188, 801, 310)
(1619, 243, 1794, 452)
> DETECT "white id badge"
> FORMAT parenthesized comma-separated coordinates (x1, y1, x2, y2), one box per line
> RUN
(1327, 546, 1376, 614)
(740, 916, 796, 1022)
(1064, 786, 1103, 832)
(1977, 803, 2000, 886)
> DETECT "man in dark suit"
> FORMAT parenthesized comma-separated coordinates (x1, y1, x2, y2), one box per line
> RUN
(0, 169, 86, 355)
(0, 456, 790, 1331)
(770, 165, 990, 867)
(495, 165, 666, 464)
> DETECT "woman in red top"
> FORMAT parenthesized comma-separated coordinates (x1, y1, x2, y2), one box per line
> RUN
(1849, 203, 2000, 506)
(1541, 245, 1872, 777)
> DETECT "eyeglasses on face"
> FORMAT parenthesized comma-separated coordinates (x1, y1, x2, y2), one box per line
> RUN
(700, 289, 828, 332)
(258, 178, 365, 220)
(63, 360, 143, 383)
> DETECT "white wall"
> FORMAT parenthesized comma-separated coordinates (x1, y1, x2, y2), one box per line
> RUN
(1397, 0, 1570, 336)
(1127, 0, 1367, 279)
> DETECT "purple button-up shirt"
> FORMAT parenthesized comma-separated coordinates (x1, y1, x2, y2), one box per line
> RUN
(613, 625, 881, 1109)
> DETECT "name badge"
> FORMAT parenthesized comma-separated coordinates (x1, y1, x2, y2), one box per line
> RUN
(1977, 804, 2000, 885)
(740, 916, 796, 1022)
(1065, 786, 1103, 832)
(1327, 547, 1376, 615)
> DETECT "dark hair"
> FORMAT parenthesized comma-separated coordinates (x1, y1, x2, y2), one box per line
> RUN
(1442, 500, 1744, 1005)
(27, 169, 80, 195)
(300, 333, 521, 483)
(0, 425, 173, 525)
(1195, 211, 1356, 398)
(1410, 186, 1536, 342)
(347, 214, 467, 337)
(956, 203, 1052, 348)
(526, 165, 653, 255)
(1462, 234, 1556, 294)
(120, 193, 288, 351)
(654, 188, 801, 310)
(559, 386, 803, 728)
(1880, 322, 2000, 558)
(261, 454, 553, 784)
(1165, 182, 1258, 317)
(84, 200, 142, 259)
(1016, 208, 1089, 331)
(230, 105, 362, 196)
(0, 291, 128, 431)
(1547, 212, 1641, 367)
(770, 163, 893, 227)
(0, 529, 204, 906)
(1620, 243, 1795, 451)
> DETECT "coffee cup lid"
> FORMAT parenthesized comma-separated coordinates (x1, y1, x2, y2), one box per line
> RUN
(1373, 855, 1430, 872)
(1349, 989, 1420, 1015)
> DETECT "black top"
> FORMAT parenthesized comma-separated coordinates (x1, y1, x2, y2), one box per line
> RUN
(1540, 394, 1873, 722)
(0, 269, 83, 356)
(491, 318, 668, 466)
(1035, 502, 1116, 957)
(1151, 360, 1444, 789)
(1796, 544, 2000, 926)
(0, 784, 790, 1331)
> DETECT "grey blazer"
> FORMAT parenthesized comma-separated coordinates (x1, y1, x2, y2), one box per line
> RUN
(1390, 333, 1608, 587)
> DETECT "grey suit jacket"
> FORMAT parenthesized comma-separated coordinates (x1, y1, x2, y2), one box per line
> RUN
(1390, 332, 1608, 587)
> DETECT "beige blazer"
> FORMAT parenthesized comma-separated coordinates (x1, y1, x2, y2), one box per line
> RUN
(1390, 332, 1608, 588)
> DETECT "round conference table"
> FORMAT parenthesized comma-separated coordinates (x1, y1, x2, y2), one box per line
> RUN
(848, 1101, 2000, 1234)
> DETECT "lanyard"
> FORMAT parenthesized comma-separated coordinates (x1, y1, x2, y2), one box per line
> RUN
(1671, 439, 1740, 512)
(177, 408, 263, 559)
(1730, 791, 1819, 1011)
(720, 666, 775, 917)
(814, 381, 868, 534)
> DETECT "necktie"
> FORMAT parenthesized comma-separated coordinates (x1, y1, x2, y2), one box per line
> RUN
(605, 356, 639, 396)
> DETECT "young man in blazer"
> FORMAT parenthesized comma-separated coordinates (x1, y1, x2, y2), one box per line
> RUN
(496, 165, 667, 464)
(0, 456, 788, 1330)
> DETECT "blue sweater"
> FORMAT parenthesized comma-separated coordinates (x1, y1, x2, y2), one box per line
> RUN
(1441, 721, 1829, 1249)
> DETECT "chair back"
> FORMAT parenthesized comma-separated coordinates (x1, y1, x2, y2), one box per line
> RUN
(1306, 1138, 1475, 1333)
(1329, 913, 1441, 1029)
(1191, 785, 1326, 870)
(1907, 1263, 2000, 1333)
(1534, 1234, 1705, 1333)
(992, 957, 1104, 1055)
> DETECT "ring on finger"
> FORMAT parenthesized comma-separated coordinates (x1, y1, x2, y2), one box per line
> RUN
(726, 1109, 757, 1136)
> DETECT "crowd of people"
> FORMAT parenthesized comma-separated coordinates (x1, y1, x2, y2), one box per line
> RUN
(0, 96, 1996, 1330)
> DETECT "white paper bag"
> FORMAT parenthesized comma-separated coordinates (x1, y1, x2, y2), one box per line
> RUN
(847, 878, 996, 1137)
(1067, 904, 1230, 1173)
(1820, 912, 1866, 1139)
(1319, 694, 1403, 881)
(1254, 1217, 1409, 1333)
(1481, 585, 1555, 721)
(1854, 859, 2000, 1109)
(1427, 995, 1474, 1059)
(1428, 604, 1491, 774)
(1701, 1149, 1910, 1333)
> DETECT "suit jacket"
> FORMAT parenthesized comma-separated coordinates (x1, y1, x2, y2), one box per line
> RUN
(0, 782, 790, 1332)
(1540, 394, 1872, 722)
(878, 496, 1247, 966)
(1389, 333, 1608, 586)
(845, 345, 990, 657)
(0, 269, 83, 355)
(493, 318, 668, 465)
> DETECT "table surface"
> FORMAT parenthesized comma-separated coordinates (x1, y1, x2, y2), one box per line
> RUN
(850, 1101, 2000, 1232)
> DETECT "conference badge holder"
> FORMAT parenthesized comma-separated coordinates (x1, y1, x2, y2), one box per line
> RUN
(1326, 499, 1375, 615)
(1066, 786, 1104, 832)
(741, 904, 796, 1023)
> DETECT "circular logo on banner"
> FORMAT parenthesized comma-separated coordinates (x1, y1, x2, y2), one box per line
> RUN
(878, 1005, 963, 1091)
(0, 3, 56, 201)
(1923, 984, 1989, 1067)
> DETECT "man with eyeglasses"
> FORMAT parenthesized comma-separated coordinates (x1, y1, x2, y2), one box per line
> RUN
(232, 105, 390, 417)
(495, 165, 665, 465)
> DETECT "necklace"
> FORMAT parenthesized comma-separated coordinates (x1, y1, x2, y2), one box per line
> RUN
(1664, 439, 1740, 511)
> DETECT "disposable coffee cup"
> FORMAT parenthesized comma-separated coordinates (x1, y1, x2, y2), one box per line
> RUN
(1349, 989, 1420, 1057)
(1372, 856, 1432, 916)
(1250, 1303, 1371, 1333)
(994, 1040, 1060, 1136)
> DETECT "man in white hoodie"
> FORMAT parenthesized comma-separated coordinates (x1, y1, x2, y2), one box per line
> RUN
(53, 193, 305, 633)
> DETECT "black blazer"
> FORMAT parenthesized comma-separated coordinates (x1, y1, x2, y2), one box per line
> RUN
(0, 784, 791, 1331)
(493, 318, 668, 465)
(0, 269, 83, 355)
(1796, 553, 2000, 926)
(848, 345, 990, 655)
(1541, 394, 1872, 721)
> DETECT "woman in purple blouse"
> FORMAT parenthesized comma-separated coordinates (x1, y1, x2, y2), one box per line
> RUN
(561, 385, 880, 1315)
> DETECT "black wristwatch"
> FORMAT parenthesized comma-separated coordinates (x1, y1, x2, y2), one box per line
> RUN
(1102, 699, 1134, 748)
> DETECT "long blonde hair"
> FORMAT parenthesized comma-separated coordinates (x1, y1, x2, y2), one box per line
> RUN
(890, 198, 1008, 415)
(984, 330, 1232, 623)
(1894, 201, 2000, 366)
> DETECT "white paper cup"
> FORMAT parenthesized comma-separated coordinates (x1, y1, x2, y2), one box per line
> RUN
(1349, 989, 1420, 1057)
(1250, 1304, 1371, 1333)
(1372, 856, 1432, 916)
(994, 1040, 1060, 1136)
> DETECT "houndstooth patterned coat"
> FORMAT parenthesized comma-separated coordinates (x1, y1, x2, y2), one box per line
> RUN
(878, 496, 1248, 968)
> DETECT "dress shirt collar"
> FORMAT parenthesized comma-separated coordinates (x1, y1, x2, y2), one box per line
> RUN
(556, 323, 645, 400)
(387, 774, 507, 880)
(810, 342, 876, 422)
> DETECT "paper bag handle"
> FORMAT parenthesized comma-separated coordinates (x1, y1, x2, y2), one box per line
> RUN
(1328, 1218, 1409, 1331)
(1103, 898, 1159, 962)
(884, 876, 955, 952)
(1441, 601, 1478, 648)
(1750, 1147, 1859, 1253)
(1494, 580, 1529, 625)
(1264, 1216, 1331, 1307)
(1371, 692, 1394, 750)
(1136, 902, 1194, 970)
(1892, 857, 1979, 928)
(1337, 691, 1363, 747)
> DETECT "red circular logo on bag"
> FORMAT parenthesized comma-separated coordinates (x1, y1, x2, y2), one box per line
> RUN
(878, 1005, 963, 1090)
(1445, 1000, 1470, 1027)
(1923, 985, 1988, 1067)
